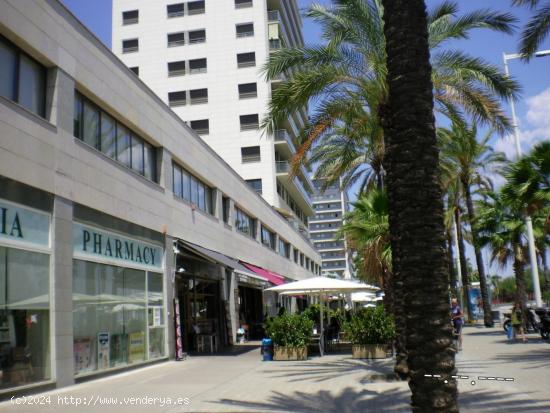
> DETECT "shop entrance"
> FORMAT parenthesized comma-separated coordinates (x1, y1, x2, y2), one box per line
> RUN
(237, 285, 264, 340)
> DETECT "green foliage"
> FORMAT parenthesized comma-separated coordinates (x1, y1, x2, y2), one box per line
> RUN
(343, 306, 395, 345)
(265, 313, 313, 348)
(302, 304, 333, 324)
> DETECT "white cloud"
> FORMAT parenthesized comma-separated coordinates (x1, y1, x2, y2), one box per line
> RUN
(518, 86, 550, 154)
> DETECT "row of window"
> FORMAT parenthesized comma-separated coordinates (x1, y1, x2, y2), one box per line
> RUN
(121, 2, 256, 25)
(310, 222, 341, 230)
(168, 88, 208, 107)
(277, 182, 307, 225)
(74, 92, 156, 182)
(122, 30, 207, 53)
(182, 114, 259, 137)
(167, 58, 207, 77)
(172, 163, 214, 214)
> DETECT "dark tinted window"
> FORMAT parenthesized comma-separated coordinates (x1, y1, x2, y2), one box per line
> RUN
(237, 52, 255, 67)
(167, 3, 184, 17)
(167, 32, 185, 47)
(168, 91, 187, 107)
(122, 10, 139, 25)
(190, 119, 209, 134)
(238, 82, 257, 98)
(168, 61, 186, 76)
(122, 38, 138, 53)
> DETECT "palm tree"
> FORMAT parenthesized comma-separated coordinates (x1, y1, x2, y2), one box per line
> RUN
(439, 122, 505, 327)
(476, 191, 530, 307)
(337, 189, 392, 308)
(512, 0, 550, 58)
(262, 0, 519, 190)
(380, 0, 458, 410)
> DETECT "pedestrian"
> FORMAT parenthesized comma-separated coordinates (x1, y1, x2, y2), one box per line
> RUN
(511, 302, 527, 343)
(451, 298, 464, 351)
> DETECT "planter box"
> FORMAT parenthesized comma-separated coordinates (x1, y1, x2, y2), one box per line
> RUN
(273, 346, 308, 361)
(352, 344, 389, 359)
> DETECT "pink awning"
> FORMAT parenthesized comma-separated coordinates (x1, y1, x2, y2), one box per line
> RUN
(241, 262, 286, 286)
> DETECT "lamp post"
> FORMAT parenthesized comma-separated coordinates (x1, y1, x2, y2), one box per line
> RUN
(502, 50, 550, 308)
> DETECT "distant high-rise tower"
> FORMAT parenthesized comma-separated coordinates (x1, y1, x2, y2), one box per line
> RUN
(112, 0, 313, 236)
(309, 179, 355, 279)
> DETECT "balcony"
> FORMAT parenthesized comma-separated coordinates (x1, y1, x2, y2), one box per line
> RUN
(269, 38, 282, 50)
(268, 10, 280, 22)
(274, 129, 296, 155)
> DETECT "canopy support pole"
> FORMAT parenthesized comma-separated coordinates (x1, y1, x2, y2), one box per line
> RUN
(320, 293, 324, 356)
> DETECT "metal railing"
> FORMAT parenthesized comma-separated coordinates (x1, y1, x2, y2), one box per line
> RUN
(274, 130, 296, 154)
(275, 161, 290, 173)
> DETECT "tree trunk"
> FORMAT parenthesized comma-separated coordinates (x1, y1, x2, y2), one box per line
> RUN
(456, 209, 474, 321)
(513, 244, 528, 308)
(381, 1, 458, 411)
(540, 248, 549, 292)
(463, 182, 493, 327)
(446, 228, 458, 297)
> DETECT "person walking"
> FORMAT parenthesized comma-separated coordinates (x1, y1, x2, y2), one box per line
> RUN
(451, 298, 464, 351)
(511, 302, 527, 342)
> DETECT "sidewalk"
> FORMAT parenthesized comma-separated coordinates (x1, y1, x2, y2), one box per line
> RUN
(2, 326, 549, 412)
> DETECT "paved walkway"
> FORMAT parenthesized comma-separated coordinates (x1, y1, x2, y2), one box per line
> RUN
(2, 327, 550, 412)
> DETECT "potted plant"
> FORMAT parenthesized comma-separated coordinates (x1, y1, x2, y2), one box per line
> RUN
(265, 313, 313, 360)
(344, 306, 395, 359)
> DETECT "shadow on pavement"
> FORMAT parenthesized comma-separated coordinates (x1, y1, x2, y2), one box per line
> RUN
(189, 343, 260, 358)
(492, 349, 550, 368)
(460, 389, 550, 413)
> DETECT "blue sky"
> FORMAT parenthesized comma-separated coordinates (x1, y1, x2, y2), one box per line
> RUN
(63, 0, 549, 276)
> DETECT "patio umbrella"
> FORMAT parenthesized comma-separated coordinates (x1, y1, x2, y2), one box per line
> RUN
(265, 277, 379, 355)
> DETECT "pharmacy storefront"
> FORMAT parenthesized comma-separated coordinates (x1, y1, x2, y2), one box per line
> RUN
(0, 199, 51, 391)
(72, 223, 167, 377)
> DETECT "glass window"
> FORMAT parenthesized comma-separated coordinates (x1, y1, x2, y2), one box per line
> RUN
(116, 124, 131, 167)
(237, 52, 255, 68)
(222, 196, 230, 224)
(0, 247, 50, 390)
(122, 10, 139, 25)
(189, 88, 208, 104)
(167, 3, 184, 17)
(188, 30, 206, 44)
(167, 32, 185, 47)
(168, 61, 186, 77)
(129, 66, 139, 76)
(190, 119, 209, 135)
(144, 143, 155, 181)
(188, 1, 205, 15)
(235, 208, 255, 238)
(240, 114, 259, 131)
(100, 112, 116, 159)
(261, 226, 275, 250)
(0, 40, 16, 101)
(73, 92, 83, 139)
(205, 187, 213, 214)
(173, 164, 183, 198)
(82, 100, 100, 148)
(236, 23, 254, 37)
(190, 176, 199, 205)
(198, 183, 205, 211)
(182, 169, 191, 200)
(18, 55, 45, 116)
(246, 179, 262, 194)
(168, 91, 186, 107)
(122, 39, 139, 53)
(147, 273, 165, 359)
(241, 146, 260, 163)
(238, 82, 257, 99)
(235, 0, 253, 8)
(131, 134, 144, 174)
(189, 58, 207, 74)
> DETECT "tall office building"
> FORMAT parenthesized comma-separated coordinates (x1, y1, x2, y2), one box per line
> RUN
(112, 0, 313, 236)
(309, 179, 355, 279)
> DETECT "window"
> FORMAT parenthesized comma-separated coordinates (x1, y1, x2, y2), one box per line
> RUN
(187, 0, 205, 15)
(300, 253, 304, 267)
(122, 38, 138, 53)
(238, 82, 257, 99)
(306, 257, 310, 270)
(167, 32, 185, 47)
(235, 208, 255, 238)
(261, 226, 276, 250)
(129, 66, 139, 76)
(168, 61, 186, 77)
(122, 10, 139, 25)
(240, 114, 259, 131)
(172, 163, 213, 214)
(235, 0, 253, 8)
(241, 146, 260, 163)
(189, 29, 206, 44)
(74, 92, 157, 182)
(168, 91, 187, 107)
(293, 249, 299, 263)
(236, 23, 254, 38)
(0, 38, 46, 117)
(190, 119, 209, 135)
(189, 88, 208, 104)
(237, 52, 255, 68)
(246, 179, 262, 194)
(167, 3, 184, 17)
(279, 238, 290, 258)
(189, 58, 207, 74)
(222, 196, 230, 224)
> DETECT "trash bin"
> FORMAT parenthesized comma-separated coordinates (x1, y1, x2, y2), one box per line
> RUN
(261, 338, 273, 361)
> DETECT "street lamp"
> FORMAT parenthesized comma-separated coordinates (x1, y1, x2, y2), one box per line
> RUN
(502, 49, 550, 308)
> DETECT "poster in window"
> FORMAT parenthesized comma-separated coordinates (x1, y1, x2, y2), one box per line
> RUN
(128, 331, 145, 363)
(74, 337, 94, 373)
(97, 332, 110, 370)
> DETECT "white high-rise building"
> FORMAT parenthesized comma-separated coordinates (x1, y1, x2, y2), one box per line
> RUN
(112, 0, 313, 236)
(309, 179, 355, 279)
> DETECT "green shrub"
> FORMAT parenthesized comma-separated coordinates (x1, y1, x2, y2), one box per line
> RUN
(302, 303, 333, 324)
(265, 313, 314, 348)
(344, 306, 395, 345)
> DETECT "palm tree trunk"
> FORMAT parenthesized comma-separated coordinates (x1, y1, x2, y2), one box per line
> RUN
(513, 242, 528, 329)
(456, 209, 474, 321)
(540, 248, 549, 292)
(446, 229, 458, 297)
(381, 1, 458, 411)
(463, 182, 493, 327)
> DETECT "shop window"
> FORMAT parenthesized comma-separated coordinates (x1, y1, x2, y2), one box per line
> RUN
(0, 38, 46, 118)
(73, 261, 165, 375)
(0, 247, 50, 390)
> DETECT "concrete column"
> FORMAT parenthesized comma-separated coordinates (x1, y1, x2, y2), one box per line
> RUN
(45, 68, 75, 133)
(51, 196, 74, 388)
(228, 198, 235, 228)
(164, 234, 176, 359)
(214, 189, 223, 222)
(160, 148, 173, 193)
(228, 272, 237, 344)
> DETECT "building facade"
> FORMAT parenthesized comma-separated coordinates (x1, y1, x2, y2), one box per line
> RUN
(309, 180, 355, 279)
(0, 0, 320, 396)
(112, 0, 314, 238)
